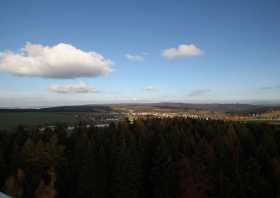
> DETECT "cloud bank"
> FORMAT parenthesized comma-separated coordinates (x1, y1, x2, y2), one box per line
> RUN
(144, 86, 159, 92)
(188, 89, 211, 97)
(0, 42, 113, 78)
(162, 43, 203, 60)
(259, 85, 280, 90)
(48, 81, 96, 93)
(125, 53, 144, 62)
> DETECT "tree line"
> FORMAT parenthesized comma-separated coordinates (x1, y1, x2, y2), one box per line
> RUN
(0, 118, 280, 198)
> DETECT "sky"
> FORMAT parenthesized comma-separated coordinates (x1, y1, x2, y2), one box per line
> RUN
(0, 0, 279, 107)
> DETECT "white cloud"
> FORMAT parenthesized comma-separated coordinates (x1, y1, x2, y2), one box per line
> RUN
(0, 42, 113, 78)
(125, 53, 144, 62)
(143, 86, 159, 92)
(162, 43, 203, 60)
(259, 85, 280, 90)
(188, 89, 211, 97)
(48, 81, 96, 93)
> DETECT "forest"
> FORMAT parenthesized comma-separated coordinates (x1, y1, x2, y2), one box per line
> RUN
(1, 118, 280, 198)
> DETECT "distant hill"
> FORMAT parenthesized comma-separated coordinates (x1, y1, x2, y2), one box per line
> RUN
(0, 105, 113, 113)
(112, 102, 280, 115)
(152, 102, 259, 111)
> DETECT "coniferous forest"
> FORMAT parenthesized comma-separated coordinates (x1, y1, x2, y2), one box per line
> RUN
(1, 118, 280, 198)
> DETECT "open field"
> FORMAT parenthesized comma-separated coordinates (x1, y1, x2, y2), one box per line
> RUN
(0, 112, 78, 129)
(247, 119, 280, 125)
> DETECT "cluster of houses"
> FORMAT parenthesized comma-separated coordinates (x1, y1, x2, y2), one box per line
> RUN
(128, 110, 225, 120)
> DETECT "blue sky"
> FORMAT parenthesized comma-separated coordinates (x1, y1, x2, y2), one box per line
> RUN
(0, 0, 279, 107)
